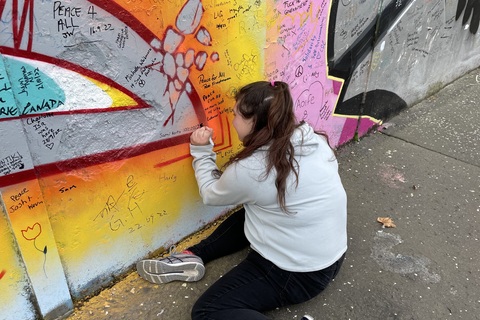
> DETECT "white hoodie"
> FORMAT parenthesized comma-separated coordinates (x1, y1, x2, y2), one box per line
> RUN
(190, 122, 347, 272)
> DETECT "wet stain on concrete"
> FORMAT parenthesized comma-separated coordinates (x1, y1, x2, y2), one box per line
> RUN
(371, 231, 441, 283)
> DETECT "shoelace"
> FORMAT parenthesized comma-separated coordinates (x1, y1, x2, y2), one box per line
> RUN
(163, 255, 187, 264)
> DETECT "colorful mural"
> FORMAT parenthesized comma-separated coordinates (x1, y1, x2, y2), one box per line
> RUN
(0, 0, 479, 319)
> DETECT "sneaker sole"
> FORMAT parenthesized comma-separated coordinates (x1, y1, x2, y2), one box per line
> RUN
(136, 259, 205, 284)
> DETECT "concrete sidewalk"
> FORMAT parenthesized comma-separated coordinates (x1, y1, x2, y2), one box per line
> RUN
(67, 68, 480, 320)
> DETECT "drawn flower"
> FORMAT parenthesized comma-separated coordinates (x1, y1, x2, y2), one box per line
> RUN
(21, 223, 42, 241)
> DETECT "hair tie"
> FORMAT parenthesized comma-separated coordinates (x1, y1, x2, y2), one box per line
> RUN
(270, 80, 275, 87)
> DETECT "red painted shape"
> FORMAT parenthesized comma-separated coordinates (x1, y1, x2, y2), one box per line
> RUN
(10, 0, 35, 51)
(0, 269, 6, 280)
(0, 131, 190, 188)
(0, 0, 221, 187)
(0, 47, 149, 112)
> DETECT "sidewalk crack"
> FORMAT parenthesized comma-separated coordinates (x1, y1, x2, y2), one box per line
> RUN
(379, 132, 479, 168)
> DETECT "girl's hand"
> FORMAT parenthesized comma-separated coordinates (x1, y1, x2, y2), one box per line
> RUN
(190, 126, 214, 146)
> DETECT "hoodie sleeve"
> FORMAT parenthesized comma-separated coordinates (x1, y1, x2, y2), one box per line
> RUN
(190, 144, 254, 206)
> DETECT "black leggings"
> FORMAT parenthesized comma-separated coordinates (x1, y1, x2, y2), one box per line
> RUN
(188, 208, 345, 320)
(189, 208, 249, 263)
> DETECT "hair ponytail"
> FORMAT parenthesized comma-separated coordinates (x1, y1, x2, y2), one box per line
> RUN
(220, 81, 300, 213)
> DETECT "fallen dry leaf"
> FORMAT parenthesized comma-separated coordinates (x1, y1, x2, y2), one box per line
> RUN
(377, 217, 396, 228)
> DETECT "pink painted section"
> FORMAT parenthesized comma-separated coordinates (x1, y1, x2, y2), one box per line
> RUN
(338, 118, 358, 145)
(357, 118, 379, 137)
(265, 0, 347, 147)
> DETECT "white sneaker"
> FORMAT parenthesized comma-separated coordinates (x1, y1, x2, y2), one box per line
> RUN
(136, 253, 205, 284)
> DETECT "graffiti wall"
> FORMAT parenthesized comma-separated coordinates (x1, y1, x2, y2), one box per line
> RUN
(329, 0, 480, 138)
(0, 0, 478, 319)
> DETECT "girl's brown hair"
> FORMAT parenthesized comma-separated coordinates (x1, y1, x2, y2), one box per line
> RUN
(219, 80, 301, 213)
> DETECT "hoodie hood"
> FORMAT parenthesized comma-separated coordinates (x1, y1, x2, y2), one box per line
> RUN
(255, 122, 321, 156)
(291, 122, 320, 156)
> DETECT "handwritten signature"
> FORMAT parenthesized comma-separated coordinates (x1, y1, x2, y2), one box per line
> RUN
(94, 175, 146, 232)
